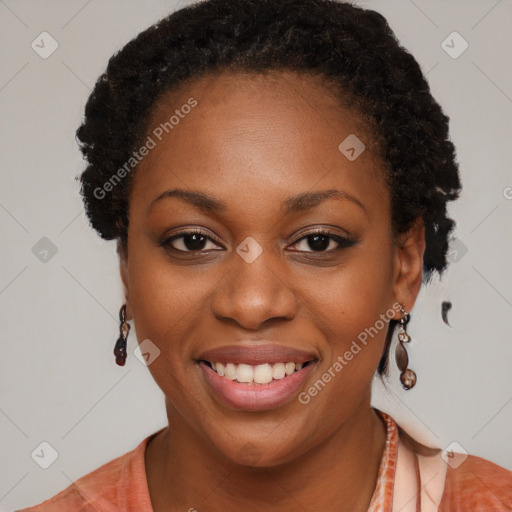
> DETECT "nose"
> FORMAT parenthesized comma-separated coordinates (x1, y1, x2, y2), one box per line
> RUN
(211, 248, 298, 330)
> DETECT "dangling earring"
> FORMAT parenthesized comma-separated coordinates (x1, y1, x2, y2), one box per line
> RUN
(114, 304, 130, 366)
(395, 305, 417, 390)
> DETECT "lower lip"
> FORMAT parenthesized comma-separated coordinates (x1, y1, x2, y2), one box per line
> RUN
(199, 361, 315, 412)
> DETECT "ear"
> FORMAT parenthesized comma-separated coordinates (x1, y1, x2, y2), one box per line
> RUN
(117, 239, 133, 321)
(391, 218, 425, 317)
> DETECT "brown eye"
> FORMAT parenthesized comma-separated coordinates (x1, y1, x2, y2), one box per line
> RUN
(162, 230, 222, 253)
(290, 231, 356, 253)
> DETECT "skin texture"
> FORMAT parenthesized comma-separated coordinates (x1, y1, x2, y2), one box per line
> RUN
(118, 70, 425, 512)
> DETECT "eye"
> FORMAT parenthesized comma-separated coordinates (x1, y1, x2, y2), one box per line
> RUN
(161, 228, 356, 254)
(162, 229, 223, 253)
(289, 230, 356, 253)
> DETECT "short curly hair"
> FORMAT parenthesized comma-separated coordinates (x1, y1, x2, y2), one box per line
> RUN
(76, 0, 461, 375)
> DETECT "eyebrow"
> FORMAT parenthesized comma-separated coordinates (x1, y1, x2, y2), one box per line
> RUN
(149, 188, 367, 216)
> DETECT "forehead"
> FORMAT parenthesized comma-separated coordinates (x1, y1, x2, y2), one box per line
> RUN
(147, 69, 376, 143)
(130, 70, 388, 221)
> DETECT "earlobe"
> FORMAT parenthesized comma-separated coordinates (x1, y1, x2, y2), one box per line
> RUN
(392, 218, 426, 314)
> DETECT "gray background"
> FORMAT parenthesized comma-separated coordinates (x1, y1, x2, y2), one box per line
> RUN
(1, 0, 511, 510)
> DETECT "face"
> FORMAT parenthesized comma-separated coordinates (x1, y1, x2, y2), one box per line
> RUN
(120, 70, 423, 466)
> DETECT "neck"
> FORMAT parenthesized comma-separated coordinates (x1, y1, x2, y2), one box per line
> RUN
(146, 396, 386, 512)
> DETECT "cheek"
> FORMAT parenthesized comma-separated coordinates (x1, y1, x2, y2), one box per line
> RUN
(126, 254, 209, 415)
(125, 244, 194, 374)
(302, 238, 395, 372)
(291, 249, 395, 435)
(127, 234, 216, 338)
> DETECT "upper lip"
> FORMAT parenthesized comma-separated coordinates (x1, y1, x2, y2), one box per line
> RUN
(198, 343, 318, 365)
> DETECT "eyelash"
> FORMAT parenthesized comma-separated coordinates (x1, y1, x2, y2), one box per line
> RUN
(161, 228, 356, 254)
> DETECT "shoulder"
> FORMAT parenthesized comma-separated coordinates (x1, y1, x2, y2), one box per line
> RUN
(17, 430, 162, 512)
(16, 455, 128, 512)
(440, 453, 512, 510)
(390, 413, 512, 511)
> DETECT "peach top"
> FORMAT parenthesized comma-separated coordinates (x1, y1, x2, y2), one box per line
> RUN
(18, 411, 512, 511)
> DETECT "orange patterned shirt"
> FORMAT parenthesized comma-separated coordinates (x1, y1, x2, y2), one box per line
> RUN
(18, 411, 512, 511)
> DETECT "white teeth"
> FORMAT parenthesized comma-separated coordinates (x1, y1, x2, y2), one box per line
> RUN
(225, 363, 237, 380)
(236, 363, 254, 383)
(285, 362, 296, 375)
(272, 363, 286, 380)
(215, 362, 225, 376)
(253, 363, 273, 384)
(209, 361, 308, 384)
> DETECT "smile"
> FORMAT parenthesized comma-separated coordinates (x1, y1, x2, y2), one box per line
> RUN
(197, 343, 318, 411)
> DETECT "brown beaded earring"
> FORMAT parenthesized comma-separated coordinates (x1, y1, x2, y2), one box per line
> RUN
(114, 304, 130, 366)
(395, 305, 417, 390)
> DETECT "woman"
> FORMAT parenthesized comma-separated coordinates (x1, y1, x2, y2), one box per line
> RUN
(19, 0, 512, 510)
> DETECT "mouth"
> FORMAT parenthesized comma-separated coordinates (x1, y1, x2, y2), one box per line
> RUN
(197, 343, 318, 411)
